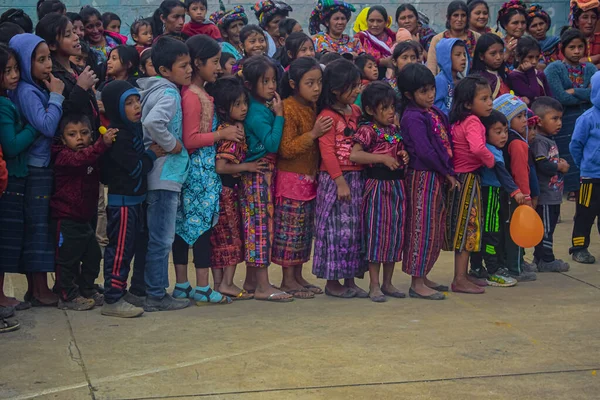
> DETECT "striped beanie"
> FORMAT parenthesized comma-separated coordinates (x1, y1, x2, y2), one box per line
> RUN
(493, 93, 527, 127)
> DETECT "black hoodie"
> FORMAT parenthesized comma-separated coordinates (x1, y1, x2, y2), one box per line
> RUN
(101, 80, 157, 206)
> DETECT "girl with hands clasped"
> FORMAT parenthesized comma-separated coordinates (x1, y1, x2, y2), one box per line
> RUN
(272, 57, 331, 299)
(508, 37, 552, 105)
(350, 81, 410, 303)
(313, 59, 368, 299)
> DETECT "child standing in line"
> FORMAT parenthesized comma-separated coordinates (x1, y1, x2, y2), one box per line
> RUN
(446, 76, 496, 294)
(139, 48, 157, 78)
(0, 44, 39, 310)
(350, 81, 410, 302)
(470, 33, 510, 100)
(182, 0, 222, 40)
(354, 53, 378, 106)
(219, 52, 236, 77)
(206, 77, 255, 300)
(131, 19, 153, 55)
(530, 97, 570, 271)
(51, 115, 114, 311)
(435, 38, 468, 116)
(173, 35, 243, 305)
(570, 71, 600, 264)
(279, 32, 315, 69)
(508, 37, 552, 105)
(240, 55, 293, 302)
(398, 63, 456, 300)
(101, 46, 140, 89)
(273, 57, 331, 299)
(386, 41, 419, 91)
(10, 33, 64, 306)
(138, 36, 192, 312)
(313, 58, 367, 299)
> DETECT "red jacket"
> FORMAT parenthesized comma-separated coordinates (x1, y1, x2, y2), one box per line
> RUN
(0, 145, 7, 195)
(50, 140, 109, 222)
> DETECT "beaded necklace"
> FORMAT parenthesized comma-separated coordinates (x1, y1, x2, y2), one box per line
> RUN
(372, 123, 402, 144)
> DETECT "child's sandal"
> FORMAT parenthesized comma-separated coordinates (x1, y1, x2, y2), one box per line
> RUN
(172, 284, 194, 299)
(0, 318, 20, 333)
(194, 288, 232, 306)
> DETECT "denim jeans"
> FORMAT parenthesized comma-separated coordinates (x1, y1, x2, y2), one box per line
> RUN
(145, 190, 179, 298)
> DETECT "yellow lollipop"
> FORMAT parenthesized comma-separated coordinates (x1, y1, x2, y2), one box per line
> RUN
(99, 126, 107, 135)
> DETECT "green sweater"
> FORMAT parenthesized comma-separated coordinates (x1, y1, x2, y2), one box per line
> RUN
(0, 96, 38, 177)
(243, 96, 284, 162)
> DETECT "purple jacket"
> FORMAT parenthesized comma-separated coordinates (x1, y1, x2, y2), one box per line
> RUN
(400, 104, 455, 176)
(508, 68, 552, 103)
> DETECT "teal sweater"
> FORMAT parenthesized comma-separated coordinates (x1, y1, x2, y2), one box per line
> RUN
(0, 96, 37, 177)
(545, 60, 596, 106)
(243, 96, 284, 162)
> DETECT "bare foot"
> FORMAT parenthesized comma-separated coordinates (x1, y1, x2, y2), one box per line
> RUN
(466, 275, 488, 287)
(452, 278, 485, 294)
(410, 284, 439, 297)
(254, 285, 293, 301)
(424, 277, 443, 288)
(325, 280, 353, 297)
(279, 281, 314, 299)
(219, 283, 248, 297)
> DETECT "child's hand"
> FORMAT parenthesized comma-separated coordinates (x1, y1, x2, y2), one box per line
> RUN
(97, 99, 105, 114)
(102, 128, 118, 145)
(45, 73, 65, 94)
(218, 125, 244, 142)
(566, 88, 575, 95)
(149, 143, 167, 158)
(513, 192, 526, 205)
(397, 150, 409, 165)
(170, 140, 183, 154)
(336, 180, 351, 201)
(521, 96, 531, 106)
(446, 175, 461, 191)
(505, 38, 518, 55)
(382, 155, 400, 170)
(76, 66, 98, 91)
(246, 159, 270, 174)
(518, 59, 533, 72)
(311, 116, 333, 139)
(272, 92, 283, 116)
(532, 196, 538, 208)
(558, 159, 570, 173)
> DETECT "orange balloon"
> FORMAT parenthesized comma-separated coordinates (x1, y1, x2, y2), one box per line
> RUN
(510, 205, 544, 248)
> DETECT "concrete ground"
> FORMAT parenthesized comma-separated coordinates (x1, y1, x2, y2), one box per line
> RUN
(1, 202, 599, 400)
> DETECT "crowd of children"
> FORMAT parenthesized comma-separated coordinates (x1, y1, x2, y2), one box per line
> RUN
(1, 0, 600, 332)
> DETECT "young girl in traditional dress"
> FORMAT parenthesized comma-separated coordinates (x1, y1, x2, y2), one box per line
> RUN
(398, 63, 456, 300)
(174, 35, 244, 305)
(349, 82, 409, 302)
(273, 57, 332, 299)
(313, 58, 367, 298)
(447, 76, 496, 294)
(240, 55, 293, 302)
(470, 33, 510, 100)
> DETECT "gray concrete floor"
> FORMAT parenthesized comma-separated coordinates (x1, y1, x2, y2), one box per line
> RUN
(1, 202, 599, 400)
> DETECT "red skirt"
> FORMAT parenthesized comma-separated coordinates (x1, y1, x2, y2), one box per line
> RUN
(210, 186, 244, 268)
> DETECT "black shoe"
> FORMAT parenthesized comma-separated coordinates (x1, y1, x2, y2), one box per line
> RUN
(408, 288, 446, 300)
(144, 294, 190, 312)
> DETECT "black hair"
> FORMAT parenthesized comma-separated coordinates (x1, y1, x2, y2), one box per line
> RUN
(471, 33, 507, 79)
(0, 22, 24, 44)
(361, 81, 397, 120)
(531, 96, 563, 118)
(397, 63, 435, 108)
(35, 13, 70, 49)
(560, 28, 586, 49)
(37, 0, 66, 21)
(79, 5, 102, 26)
(0, 43, 17, 91)
(151, 0, 185, 37)
(206, 76, 248, 122)
(467, 0, 488, 19)
(184, 0, 208, 9)
(102, 12, 121, 29)
(354, 53, 376, 78)
(318, 58, 361, 112)
(219, 51, 235, 70)
(368, 6, 389, 22)
(449, 75, 490, 124)
(109, 45, 140, 76)
(319, 51, 342, 65)
(152, 36, 189, 73)
(515, 36, 541, 61)
(279, 18, 299, 37)
(59, 114, 92, 136)
(0, 9, 33, 33)
(66, 12, 82, 24)
(395, 4, 418, 24)
(393, 41, 418, 60)
(240, 55, 277, 96)
(186, 34, 221, 75)
(131, 18, 152, 38)
(481, 109, 507, 136)
(446, 1, 469, 30)
(284, 32, 313, 61)
(240, 24, 265, 45)
(572, 6, 599, 28)
(280, 56, 321, 99)
(497, 3, 527, 30)
(139, 48, 153, 76)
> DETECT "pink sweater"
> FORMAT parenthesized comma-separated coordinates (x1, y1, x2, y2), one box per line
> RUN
(181, 85, 215, 154)
(451, 115, 495, 173)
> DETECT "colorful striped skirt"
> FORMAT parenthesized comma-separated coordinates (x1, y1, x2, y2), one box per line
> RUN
(362, 178, 405, 263)
(0, 176, 26, 273)
(444, 172, 483, 253)
(210, 186, 244, 269)
(402, 170, 446, 277)
(272, 197, 315, 267)
(239, 157, 275, 268)
(312, 171, 368, 280)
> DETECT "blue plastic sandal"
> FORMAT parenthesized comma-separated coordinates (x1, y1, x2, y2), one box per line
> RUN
(172, 282, 194, 299)
(193, 286, 232, 306)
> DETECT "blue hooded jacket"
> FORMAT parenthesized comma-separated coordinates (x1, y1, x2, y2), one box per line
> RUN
(9, 33, 64, 168)
(570, 70, 600, 179)
(434, 38, 469, 116)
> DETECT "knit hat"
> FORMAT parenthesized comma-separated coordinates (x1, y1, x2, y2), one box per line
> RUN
(396, 28, 412, 42)
(209, 1, 249, 30)
(309, 0, 356, 35)
(493, 93, 527, 126)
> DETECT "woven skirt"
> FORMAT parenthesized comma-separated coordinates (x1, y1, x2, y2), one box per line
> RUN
(402, 170, 446, 277)
(362, 178, 405, 263)
(312, 171, 368, 280)
(210, 186, 244, 269)
(0, 176, 26, 273)
(444, 172, 482, 253)
(272, 197, 315, 267)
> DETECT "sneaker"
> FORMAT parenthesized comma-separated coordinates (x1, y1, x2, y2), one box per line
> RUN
(486, 269, 517, 287)
(572, 249, 596, 264)
(522, 261, 538, 273)
(508, 270, 537, 282)
(468, 267, 489, 279)
(123, 292, 146, 308)
(537, 259, 570, 272)
(0, 306, 15, 319)
(144, 293, 190, 312)
(58, 296, 95, 311)
(101, 297, 144, 318)
(85, 292, 104, 306)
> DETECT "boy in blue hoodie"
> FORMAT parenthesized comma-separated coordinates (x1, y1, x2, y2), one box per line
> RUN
(137, 36, 192, 312)
(9, 33, 64, 306)
(434, 38, 468, 116)
(570, 71, 600, 264)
